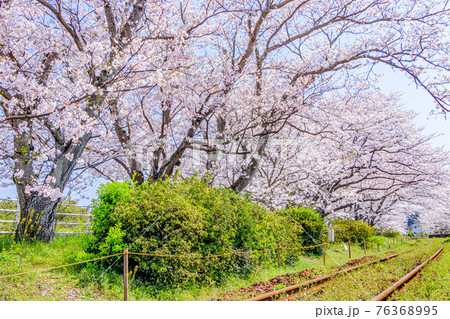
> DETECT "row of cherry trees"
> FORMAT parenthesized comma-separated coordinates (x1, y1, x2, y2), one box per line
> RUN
(189, 87, 450, 232)
(0, 0, 449, 241)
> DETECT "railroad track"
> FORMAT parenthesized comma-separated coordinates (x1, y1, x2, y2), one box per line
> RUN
(246, 244, 444, 301)
(247, 250, 410, 301)
(371, 243, 444, 301)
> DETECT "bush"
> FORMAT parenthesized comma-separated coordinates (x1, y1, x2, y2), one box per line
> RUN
(278, 207, 325, 255)
(330, 218, 374, 243)
(369, 235, 384, 245)
(82, 176, 309, 289)
(382, 229, 400, 238)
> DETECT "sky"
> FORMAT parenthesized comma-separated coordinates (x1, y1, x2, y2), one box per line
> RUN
(375, 65, 450, 153)
(1, 66, 449, 206)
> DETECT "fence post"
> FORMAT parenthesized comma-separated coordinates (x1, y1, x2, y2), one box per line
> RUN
(323, 244, 326, 266)
(348, 241, 351, 259)
(277, 244, 281, 268)
(123, 248, 129, 301)
(364, 241, 366, 256)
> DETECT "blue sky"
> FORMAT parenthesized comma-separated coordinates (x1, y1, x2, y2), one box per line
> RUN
(376, 66, 450, 153)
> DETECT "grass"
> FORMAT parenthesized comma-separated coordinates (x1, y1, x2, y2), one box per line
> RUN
(0, 234, 430, 301)
(391, 240, 450, 301)
(0, 235, 121, 300)
(322, 240, 395, 269)
(293, 239, 444, 301)
(140, 258, 319, 301)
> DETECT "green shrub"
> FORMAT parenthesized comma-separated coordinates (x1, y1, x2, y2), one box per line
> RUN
(81, 181, 133, 258)
(369, 235, 384, 245)
(382, 229, 400, 238)
(330, 218, 374, 243)
(278, 207, 325, 255)
(82, 176, 305, 289)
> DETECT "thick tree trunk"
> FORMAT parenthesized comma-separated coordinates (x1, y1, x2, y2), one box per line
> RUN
(14, 191, 60, 242)
(13, 133, 91, 242)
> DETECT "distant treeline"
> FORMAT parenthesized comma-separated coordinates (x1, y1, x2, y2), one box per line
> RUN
(428, 234, 450, 238)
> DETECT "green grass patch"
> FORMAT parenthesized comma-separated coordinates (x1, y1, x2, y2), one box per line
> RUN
(0, 234, 419, 301)
(293, 239, 444, 301)
(0, 234, 119, 300)
(392, 240, 449, 301)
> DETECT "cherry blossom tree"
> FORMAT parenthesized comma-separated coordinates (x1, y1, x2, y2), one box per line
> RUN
(414, 182, 450, 234)
(88, 0, 450, 190)
(240, 88, 449, 227)
(0, 0, 194, 241)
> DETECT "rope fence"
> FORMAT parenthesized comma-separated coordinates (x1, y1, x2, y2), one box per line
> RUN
(127, 242, 326, 259)
(280, 243, 325, 251)
(0, 252, 124, 280)
(0, 239, 410, 300)
(0, 243, 324, 278)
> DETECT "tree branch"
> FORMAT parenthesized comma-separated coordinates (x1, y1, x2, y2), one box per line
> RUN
(36, 0, 84, 51)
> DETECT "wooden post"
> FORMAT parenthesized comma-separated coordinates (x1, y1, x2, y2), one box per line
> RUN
(277, 244, 281, 268)
(377, 243, 380, 252)
(348, 241, 351, 259)
(364, 241, 367, 256)
(323, 244, 326, 266)
(123, 248, 129, 301)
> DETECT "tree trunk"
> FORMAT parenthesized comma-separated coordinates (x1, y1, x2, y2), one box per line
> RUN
(14, 133, 91, 242)
(14, 191, 60, 242)
(231, 133, 269, 193)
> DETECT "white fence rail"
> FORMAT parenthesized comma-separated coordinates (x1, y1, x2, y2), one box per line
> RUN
(0, 198, 92, 235)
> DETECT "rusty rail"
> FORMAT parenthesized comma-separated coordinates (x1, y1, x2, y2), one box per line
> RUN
(371, 244, 444, 301)
(247, 249, 411, 301)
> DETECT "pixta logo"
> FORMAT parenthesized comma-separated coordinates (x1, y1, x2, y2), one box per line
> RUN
(315, 306, 360, 317)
